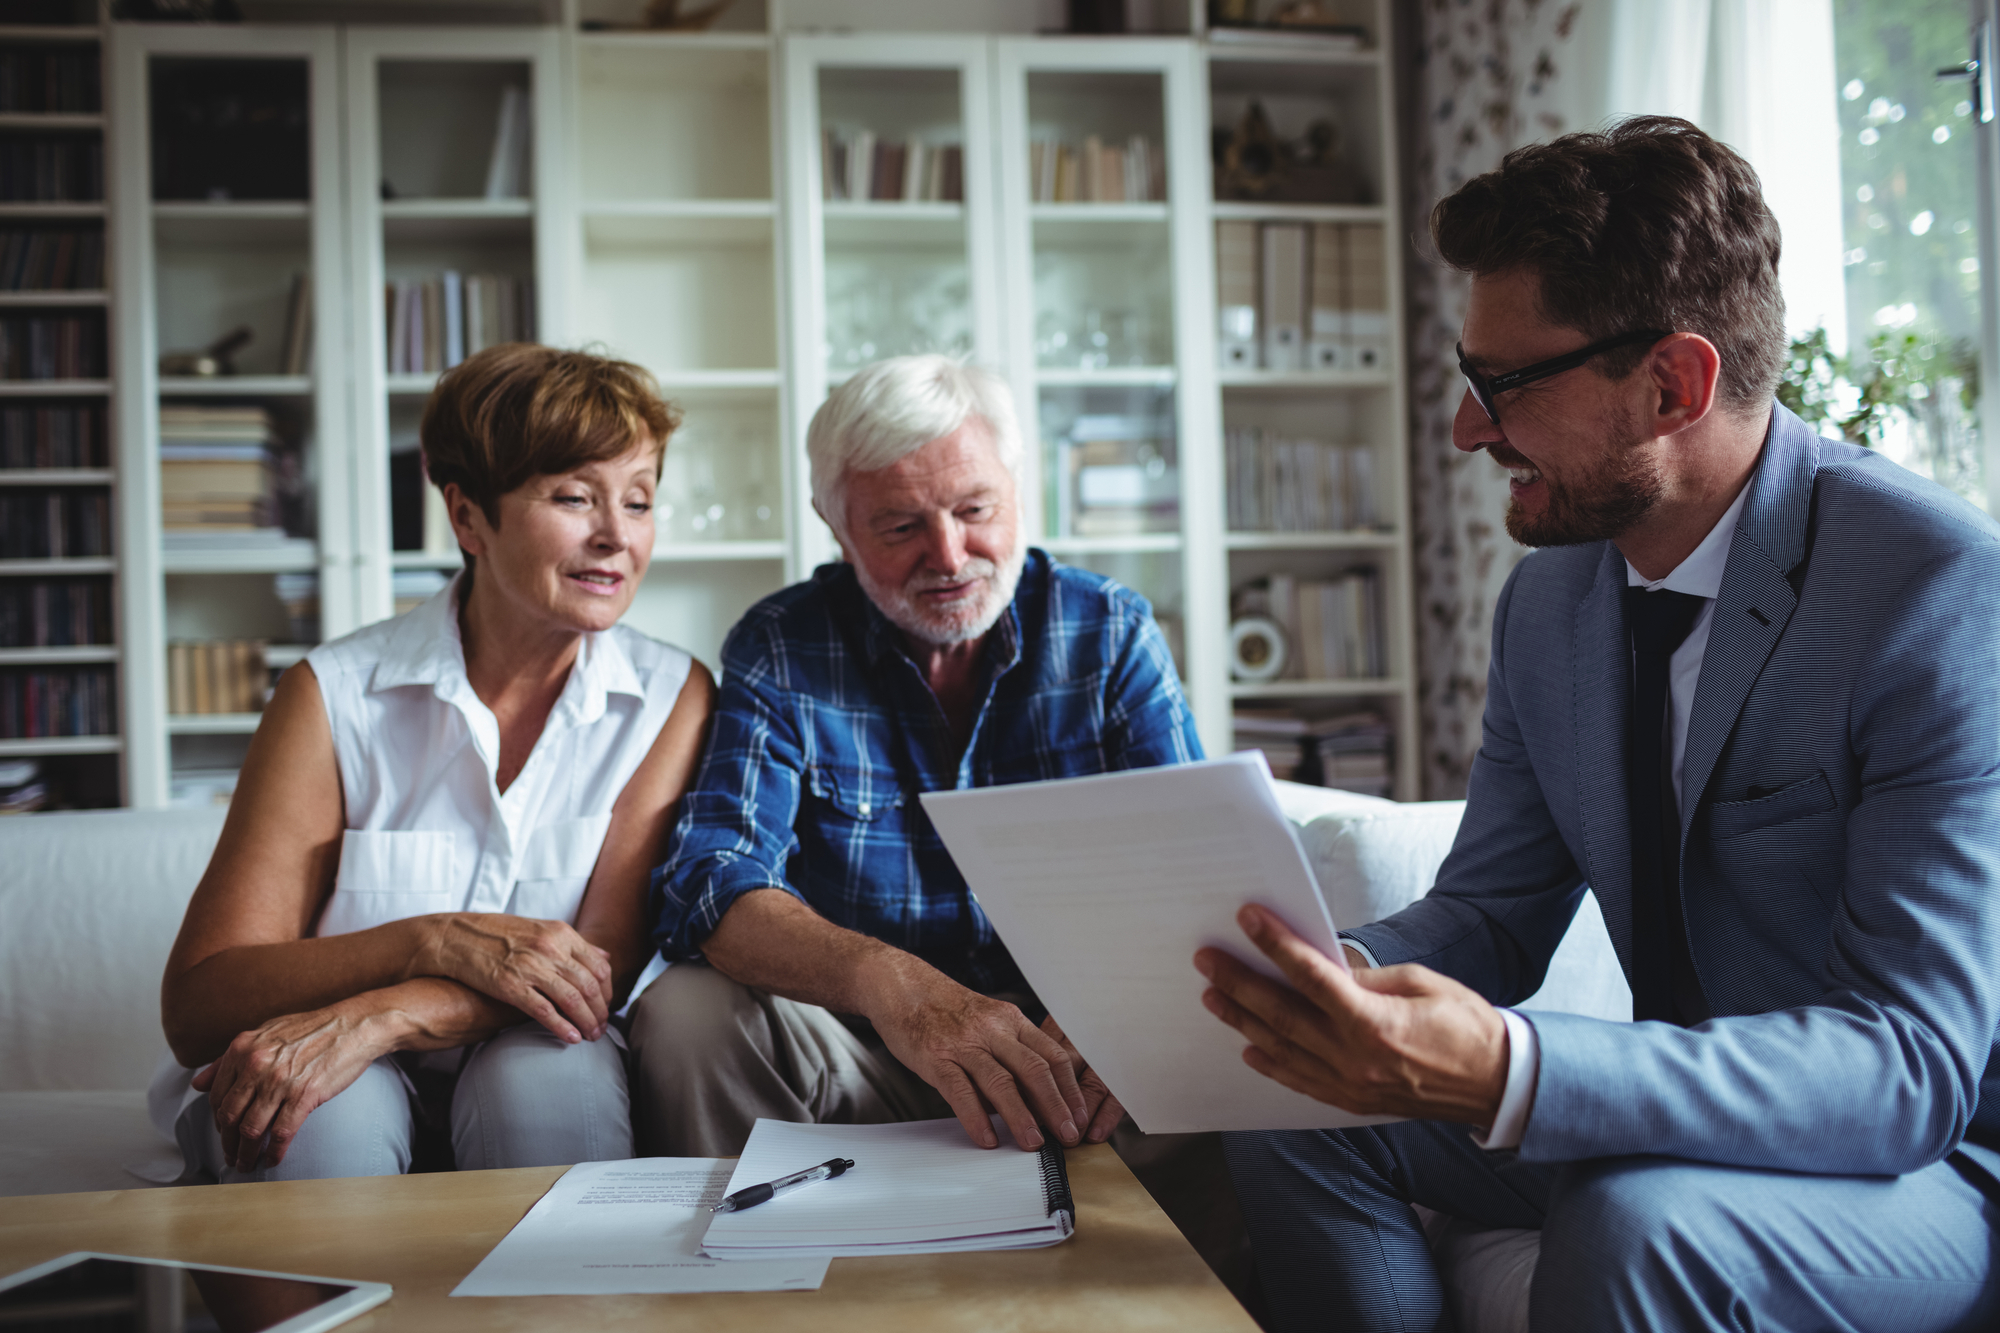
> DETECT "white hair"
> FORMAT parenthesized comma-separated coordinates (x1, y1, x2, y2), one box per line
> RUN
(807, 355, 1023, 537)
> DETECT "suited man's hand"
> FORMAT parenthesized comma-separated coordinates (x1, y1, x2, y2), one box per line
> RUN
(1195, 904, 1510, 1126)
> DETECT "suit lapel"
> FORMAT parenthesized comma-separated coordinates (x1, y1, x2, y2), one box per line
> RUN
(1679, 408, 1819, 827)
(1573, 541, 1636, 965)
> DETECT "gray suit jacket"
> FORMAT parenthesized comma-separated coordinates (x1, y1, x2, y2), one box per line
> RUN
(1350, 404, 2000, 1182)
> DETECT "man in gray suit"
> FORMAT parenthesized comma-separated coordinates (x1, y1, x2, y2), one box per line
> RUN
(1203, 116, 2000, 1330)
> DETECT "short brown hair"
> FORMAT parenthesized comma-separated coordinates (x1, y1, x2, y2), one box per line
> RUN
(421, 342, 681, 529)
(1431, 115, 1785, 411)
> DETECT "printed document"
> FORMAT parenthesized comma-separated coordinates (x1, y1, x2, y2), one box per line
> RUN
(921, 751, 1401, 1134)
(451, 1158, 829, 1296)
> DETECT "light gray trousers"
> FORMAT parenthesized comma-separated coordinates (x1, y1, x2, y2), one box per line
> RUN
(176, 1023, 631, 1183)
(627, 962, 950, 1158)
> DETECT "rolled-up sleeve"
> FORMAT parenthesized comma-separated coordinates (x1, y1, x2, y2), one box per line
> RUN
(1104, 590, 1204, 769)
(649, 620, 810, 959)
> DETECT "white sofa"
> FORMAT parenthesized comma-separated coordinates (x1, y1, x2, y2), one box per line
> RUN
(0, 784, 1628, 1331)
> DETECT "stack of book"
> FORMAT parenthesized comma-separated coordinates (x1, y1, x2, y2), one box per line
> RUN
(384, 272, 533, 375)
(159, 405, 278, 532)
(0, 665, 115, 739)
(820, 131, 965, 203)
(1226, 430, 1378, 532)
(0, 403, 106, 469)
(1052, 413, 1179, 537)
(0, 139, 102, 202)
(167, 639, 268, 716)
(1028, 135, 1163, 204)
(0, 758, 48, 814)
(1235, 570, 1386, 681)
(1215, 221, 1388, 373)
(0, 228, 105, 291)
(274, 572, 319, 644)
(1232, 709, 1392, 796)
(0, 488, 109, 558)
(0, 313, 104, 379)
(0, 578, 110, 648)
(0, 47, 100, 113)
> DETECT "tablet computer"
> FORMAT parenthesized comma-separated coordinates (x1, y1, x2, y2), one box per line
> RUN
(0, 1251, 391, 1333)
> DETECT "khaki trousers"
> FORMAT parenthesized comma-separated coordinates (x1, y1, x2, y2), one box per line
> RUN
(627, 962, 951, 1158)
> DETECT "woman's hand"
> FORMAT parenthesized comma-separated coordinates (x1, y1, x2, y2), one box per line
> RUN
(416, 913, 614, 1043)
(193, 1003, 391, 1173)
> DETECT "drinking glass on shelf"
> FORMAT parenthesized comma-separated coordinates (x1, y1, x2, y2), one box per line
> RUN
(1079, 308, 1110, 370)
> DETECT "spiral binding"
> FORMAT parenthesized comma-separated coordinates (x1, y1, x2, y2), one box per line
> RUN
(1037, 1140, 1075, 1233)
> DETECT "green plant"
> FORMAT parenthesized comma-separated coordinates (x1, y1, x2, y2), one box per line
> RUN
(1776, 325, 1978, 448)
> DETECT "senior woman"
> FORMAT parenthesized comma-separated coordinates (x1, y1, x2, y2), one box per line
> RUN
(150, 343, 714, 1182)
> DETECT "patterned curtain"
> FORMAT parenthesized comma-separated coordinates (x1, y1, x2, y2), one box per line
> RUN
(1398, 1, 1588, 798)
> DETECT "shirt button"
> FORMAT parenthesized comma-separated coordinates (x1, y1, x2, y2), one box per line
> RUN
(859, 802, 871, 816)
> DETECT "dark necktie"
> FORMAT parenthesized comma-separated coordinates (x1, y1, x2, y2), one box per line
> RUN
(1624, 586, 1709, 1026)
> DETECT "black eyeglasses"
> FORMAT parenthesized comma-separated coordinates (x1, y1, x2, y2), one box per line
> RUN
(1457, 330, 1671, 424)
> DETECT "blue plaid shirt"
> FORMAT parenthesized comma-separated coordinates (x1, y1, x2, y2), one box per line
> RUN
(651, 549, 1202, 995)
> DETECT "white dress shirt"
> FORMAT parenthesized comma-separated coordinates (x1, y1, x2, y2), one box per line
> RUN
(1346, 482, 1751, 1150)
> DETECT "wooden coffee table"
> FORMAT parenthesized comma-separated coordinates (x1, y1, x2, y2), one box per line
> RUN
(0, 1144, 1258, 1331)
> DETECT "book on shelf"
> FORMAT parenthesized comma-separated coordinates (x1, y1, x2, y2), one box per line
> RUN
(0, 664, 114, 740)
(385, 272, 533, 375)
(0, 576, 110, 649)
(167, 639, 268, 717)
(0, 137, 103, 203)
(483, 85, 531, 201)
(1207, 23, 1368, 50)
(0, 488, 108, 558)
(0, 312, 103, 380)
(0, 48, 102, 115)
(279, 271, 312, 377)
(1233, 569, 1386, 682)
(0, 227, 105, 291)
(158, 404, 284, 533)
(1226, 429, 1378, 532)
(0, 403, 105, 469)
(820, 128, 964, 203)
(1216, 222, 1392, 375)
(1052, 412, 1179, 539)
(1027, 134, 1163, 204)
(1232, 708, 1391, 795)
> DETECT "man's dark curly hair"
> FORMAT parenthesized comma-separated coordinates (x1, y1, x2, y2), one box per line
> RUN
(1431, 115, 1786, 412)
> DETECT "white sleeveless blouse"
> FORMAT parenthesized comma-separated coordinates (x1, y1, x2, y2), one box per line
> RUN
(147, 577, 690, 1141)
(308, 575, 691, 937)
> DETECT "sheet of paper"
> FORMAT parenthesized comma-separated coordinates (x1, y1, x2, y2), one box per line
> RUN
(921, 751, 1401, 1134)
(450, 1158, 829, 1296)
(701, 1117, 1068, 1260)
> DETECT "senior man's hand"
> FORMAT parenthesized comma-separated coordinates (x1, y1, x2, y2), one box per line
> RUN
(1040, 1014, 1124, 1142)
(1195, 903, 1509, 1125)
(870, 967, 1091, 1152)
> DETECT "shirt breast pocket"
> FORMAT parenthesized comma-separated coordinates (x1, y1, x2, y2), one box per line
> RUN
(508, 814, 613, 924)
(806, 764, 905, 824)
(317, 828, 461, 939)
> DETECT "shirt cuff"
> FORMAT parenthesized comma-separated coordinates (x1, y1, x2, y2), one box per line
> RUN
(1335, 935, 1379, 970)
(1470, 1008, 1538, 1151)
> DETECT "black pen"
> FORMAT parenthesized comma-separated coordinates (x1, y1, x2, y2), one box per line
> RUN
(710, 1156, 856, 1213)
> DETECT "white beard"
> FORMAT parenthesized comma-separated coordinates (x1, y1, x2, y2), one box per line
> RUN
(855, 537, 1027, 646)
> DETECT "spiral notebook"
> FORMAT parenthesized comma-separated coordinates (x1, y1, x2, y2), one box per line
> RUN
(700, 1117, 1075, 1260)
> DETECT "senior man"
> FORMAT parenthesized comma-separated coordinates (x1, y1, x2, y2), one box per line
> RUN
(1203, 117, 2000, 1332)
(630, 354, 1201, 1157)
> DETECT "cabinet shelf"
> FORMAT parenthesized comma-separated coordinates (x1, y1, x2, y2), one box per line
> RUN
(1043, 534, 1183, 555)
(0, 735, 120, 757)
(158, 376, 311, 397)
(385, 373, 439, 396)
(0, 468, 111, 486)
(0, 25, 103, 42)
(0, 203, 103, 219)
(0, 113, 101, 131)
(1209, 202, 1388, 224)
(160, 544, 319, 575)
(0, 646, 117, 665)
(1225, 531, 1399, 550)
(1231, 678, 1405, 700)
(389, 551, 462, 571)
(823, 201, 965, 245)
(585, 206, 772, 247)
(576, 31, 771, 52)
(1030, 203, 1170, 223)
(0, 380, 109, 396)
(167, 713, 262, 736)
(382, 199, 533, 242)
(0, 290, 107, 307)
(656, 369, 780, 391)
(0, 558, 115, 575)
(1036, 366, 1177, 387)
(1218, 369, 1393, 390)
